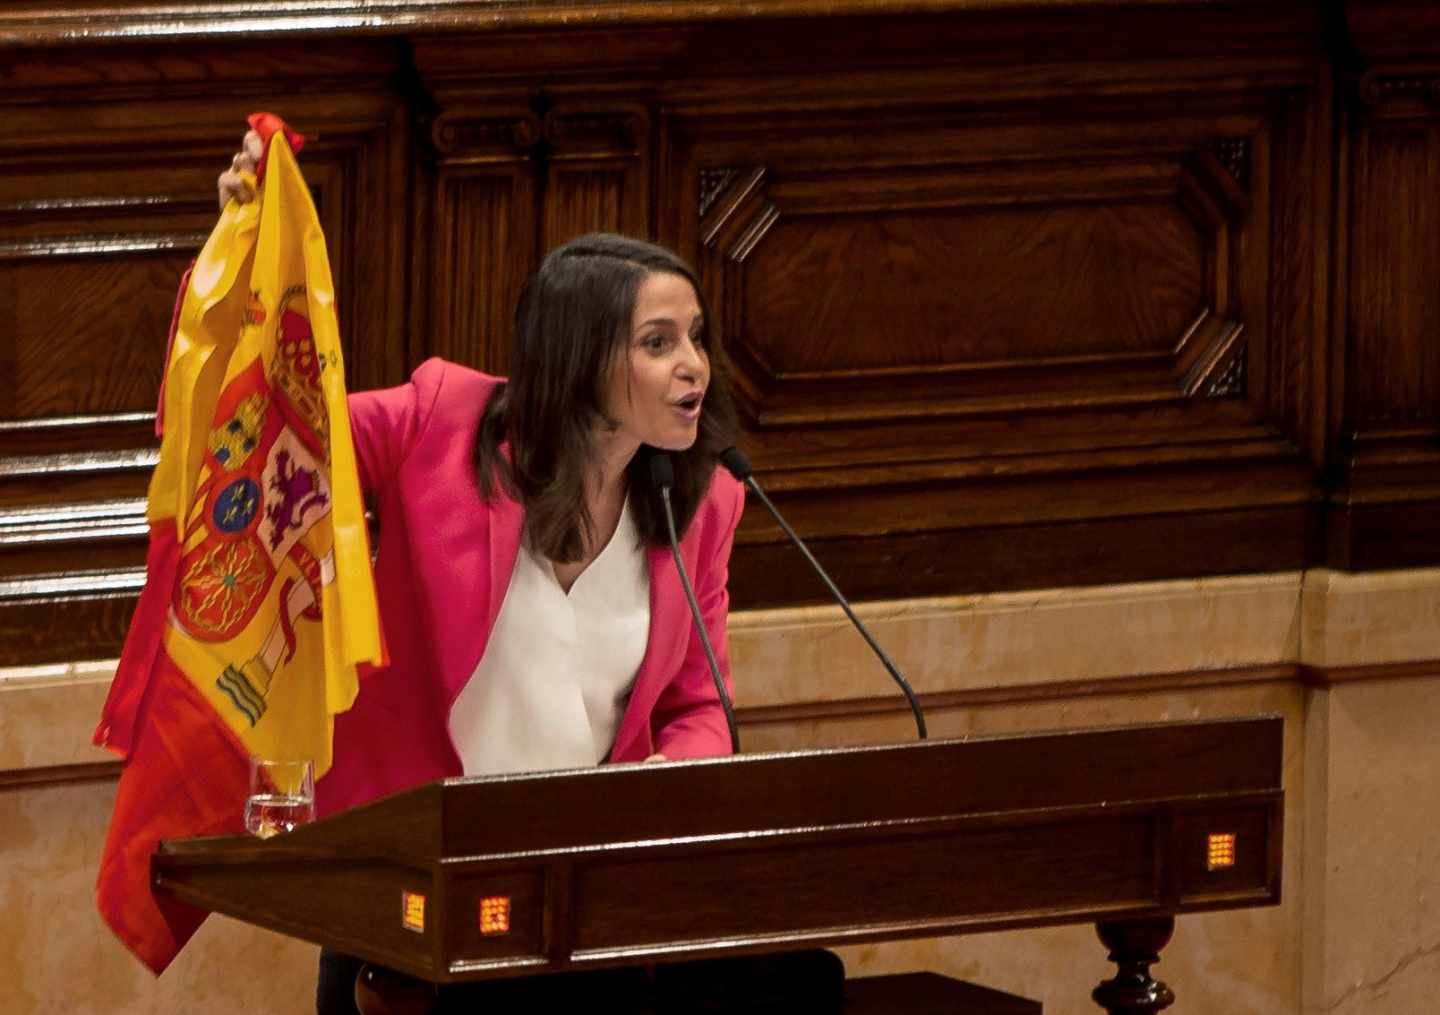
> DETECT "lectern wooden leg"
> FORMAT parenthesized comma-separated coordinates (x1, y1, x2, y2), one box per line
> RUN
(354, 962, 438, 1015)
(1091, 917, 1176, 1014)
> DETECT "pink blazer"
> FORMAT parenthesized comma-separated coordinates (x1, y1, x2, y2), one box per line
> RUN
(316, 358, 744, 816)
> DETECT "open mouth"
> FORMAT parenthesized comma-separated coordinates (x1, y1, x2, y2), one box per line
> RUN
(673, 392, 704, 412)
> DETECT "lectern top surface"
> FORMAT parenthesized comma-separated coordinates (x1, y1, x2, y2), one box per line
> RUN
(192, 716, 1280, 862)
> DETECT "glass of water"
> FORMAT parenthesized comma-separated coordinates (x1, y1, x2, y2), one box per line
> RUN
(245, 757, 316, 839)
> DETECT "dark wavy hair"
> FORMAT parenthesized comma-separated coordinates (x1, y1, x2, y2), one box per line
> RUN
(475, 233, 737, 562)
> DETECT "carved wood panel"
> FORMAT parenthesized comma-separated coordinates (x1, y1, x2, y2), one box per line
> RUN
(433, 168, 537, 373)
(542, 105, 650, 247)
(696, 148, 1253, 421)
(0, 127, 234, 658)
(1347, 111, 1440, 422)
(0, 250, 193, 418)
(660, 74, 1323, 595)
(419, 96, 652, 372)
(425, 107, 539, 374)
(1330, 0, 1440, 568)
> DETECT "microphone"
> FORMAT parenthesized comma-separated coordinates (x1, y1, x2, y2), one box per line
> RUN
(718, 447, 928, 740)
(649, 453, 741, 754)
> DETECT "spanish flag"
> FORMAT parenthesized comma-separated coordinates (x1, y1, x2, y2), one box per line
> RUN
(94, 114, 383, 973)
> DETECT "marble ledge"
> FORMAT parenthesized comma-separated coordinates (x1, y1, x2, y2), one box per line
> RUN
(0, 658, 119, 691)
(731, 571, 1309, 708)
(6, 566, 1440, 773)
(731, 568, 1440, 708)
(1301, 566, 1440, 668)
(0, 661, 117, 774)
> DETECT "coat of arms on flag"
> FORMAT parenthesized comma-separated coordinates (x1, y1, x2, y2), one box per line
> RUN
(93, 113, 383, 973)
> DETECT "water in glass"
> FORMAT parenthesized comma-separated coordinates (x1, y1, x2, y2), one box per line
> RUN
(244, 793, 316, 838)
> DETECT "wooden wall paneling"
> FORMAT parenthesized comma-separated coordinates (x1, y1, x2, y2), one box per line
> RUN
(699, 148, 1251, 416)
(411, 54, 658, 370)
(0, 582, 148, 668)
(424, 103, 542, 374)
(1329, 0, 1440, 569)
(0, 42, 409, 664)
(0, 1, 1334, 56)
(658, 53, 1328, 603)
(0, 38, 412, 389)
(727, 504, 1322, 605)
(1348, 119, 1440, 416)
(540, 101, 652, 248)
(0, 150, 212, 424)
(0, 112, 229, 664)
(2, 1, 1437, 657)
(1263, 77, 1334, 467)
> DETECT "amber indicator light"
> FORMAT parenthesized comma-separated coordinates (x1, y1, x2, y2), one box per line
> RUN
(1207, 832, 1237, 870)
(401, 890, 426, 933)
(479, 895, 512, 935)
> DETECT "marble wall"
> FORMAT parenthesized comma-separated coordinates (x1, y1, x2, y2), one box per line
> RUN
(2, 568, 1437, 1013)
(1301, 679, 1440, 1014)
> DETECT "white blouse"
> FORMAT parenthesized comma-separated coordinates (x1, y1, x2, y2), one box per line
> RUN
(448, 500, 651, 776)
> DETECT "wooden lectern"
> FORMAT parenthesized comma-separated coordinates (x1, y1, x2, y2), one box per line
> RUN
(154, 716, 1282, 1013)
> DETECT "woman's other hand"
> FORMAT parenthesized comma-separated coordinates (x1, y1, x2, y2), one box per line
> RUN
(644, 753, 668, 763)
(216, 130, 263, 210)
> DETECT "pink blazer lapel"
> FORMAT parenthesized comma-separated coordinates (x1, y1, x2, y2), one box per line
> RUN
(610, 544, 689, 761)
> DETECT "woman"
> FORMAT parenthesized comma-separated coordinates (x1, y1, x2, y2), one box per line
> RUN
(221, 134, 792, 1013)
(322, 231, 744, 810)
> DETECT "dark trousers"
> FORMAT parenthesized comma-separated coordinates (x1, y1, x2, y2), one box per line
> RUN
(318, 948, 845, 1014)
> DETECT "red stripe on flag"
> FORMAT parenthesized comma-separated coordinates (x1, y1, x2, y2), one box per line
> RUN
(95, 522, 181, 758)
(95, 649, 251, 974)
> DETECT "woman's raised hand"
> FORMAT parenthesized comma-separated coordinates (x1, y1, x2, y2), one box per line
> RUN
(216, 130, 264, 210)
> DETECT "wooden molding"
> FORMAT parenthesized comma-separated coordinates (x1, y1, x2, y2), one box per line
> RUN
(1299, 658, 1440, 687)
(1356, 70, 1440, 114)
(0, 1, 1290, 49)
(429, 111, 542, 158)
(0, 760, 121, 791)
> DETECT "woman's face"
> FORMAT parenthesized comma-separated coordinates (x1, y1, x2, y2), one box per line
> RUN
(601, 271, 710, 453)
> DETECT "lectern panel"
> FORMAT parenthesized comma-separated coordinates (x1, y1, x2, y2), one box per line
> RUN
(154, 853, 438, 975)
(570, 814, 1155, 950)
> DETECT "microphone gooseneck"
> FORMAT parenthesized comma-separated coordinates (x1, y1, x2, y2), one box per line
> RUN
(649, 453, 741, 754)
(718, 447, 928, 740)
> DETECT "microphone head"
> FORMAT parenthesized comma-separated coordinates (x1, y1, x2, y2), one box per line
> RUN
(649, 451, 676, 490)
(718, 446, 753, 481)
